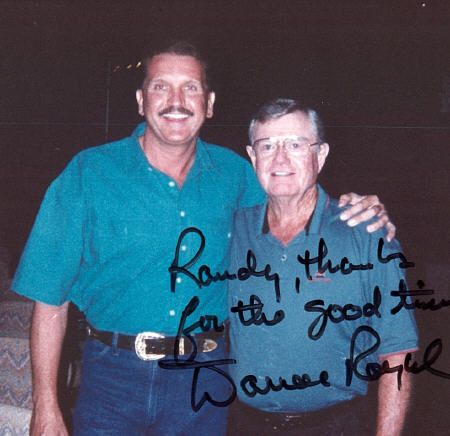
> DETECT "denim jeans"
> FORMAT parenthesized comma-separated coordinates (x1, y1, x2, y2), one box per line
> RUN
(73, 337, 232, 435)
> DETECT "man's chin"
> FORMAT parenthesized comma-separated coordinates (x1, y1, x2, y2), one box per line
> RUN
(143, 123, 201, 148)
(268, 189, 299, 198)
(156, 128, 196, 145)
(161, 134, 198, 147)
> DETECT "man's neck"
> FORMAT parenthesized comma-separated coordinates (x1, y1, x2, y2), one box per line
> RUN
(139, 135, 197, 187)
(267, 186, 318, 246)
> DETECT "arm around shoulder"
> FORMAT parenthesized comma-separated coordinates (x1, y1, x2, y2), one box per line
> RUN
(338, 192, 396, 241)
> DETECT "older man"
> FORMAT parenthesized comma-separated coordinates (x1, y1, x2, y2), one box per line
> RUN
(13, 42, 396, 435)
(228, 98, 418, 435)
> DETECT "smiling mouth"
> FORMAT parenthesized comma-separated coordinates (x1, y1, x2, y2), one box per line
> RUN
(159, 106, 193, 120)
(161, 112, 190, 120)
(272, 171, 295, 176)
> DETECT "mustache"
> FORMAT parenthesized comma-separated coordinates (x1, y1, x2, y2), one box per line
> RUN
(158, 106, 194, 117)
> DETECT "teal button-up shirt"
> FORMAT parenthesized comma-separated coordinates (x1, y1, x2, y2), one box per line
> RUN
(13, 123, 265, 334)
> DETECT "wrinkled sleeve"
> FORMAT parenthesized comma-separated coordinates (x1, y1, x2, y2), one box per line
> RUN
(12, 156, 87, 306)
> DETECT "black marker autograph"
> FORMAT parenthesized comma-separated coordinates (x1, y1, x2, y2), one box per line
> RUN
(230, 294, 285, 327)
(297, 237, 415, 281)
(377, 238, 415, 269)
(391, 279, 450, 314)
(162, 231, 449, 411)
(297, 238, 373, 280)
(169, 227, 281, 302)
(158, 296, 237, 412)
(304, 286, 381, 340)
(345, 325, 450, 390)
(241, 370, 330, 398)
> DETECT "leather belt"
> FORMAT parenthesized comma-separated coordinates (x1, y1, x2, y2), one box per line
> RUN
(87, 324, 224, 361)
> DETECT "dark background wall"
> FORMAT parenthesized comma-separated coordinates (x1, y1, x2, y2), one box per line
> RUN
(1, 1, 449, 433)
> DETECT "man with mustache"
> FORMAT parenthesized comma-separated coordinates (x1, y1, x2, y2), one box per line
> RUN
(13, 41, 395, 435)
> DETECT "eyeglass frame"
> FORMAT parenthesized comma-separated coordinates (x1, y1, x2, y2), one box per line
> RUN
(251, 135, 322, 157)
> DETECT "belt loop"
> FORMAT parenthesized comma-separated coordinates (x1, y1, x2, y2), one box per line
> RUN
(112, 332, 119, 355)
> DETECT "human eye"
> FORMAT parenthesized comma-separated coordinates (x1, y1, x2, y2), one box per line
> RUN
(184, 83, 202, 93)
(286, 140, 305, 153)
(149, 81, 167, 92)
(260, 141, 275, 152)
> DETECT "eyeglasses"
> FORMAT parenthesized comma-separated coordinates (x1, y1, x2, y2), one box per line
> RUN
(252, 136, 321, 157)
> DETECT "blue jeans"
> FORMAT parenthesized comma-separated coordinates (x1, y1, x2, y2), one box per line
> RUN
(73, 337, 232, 435)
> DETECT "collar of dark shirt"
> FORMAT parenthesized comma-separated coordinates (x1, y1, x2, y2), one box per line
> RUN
(259, 184, 330, 239)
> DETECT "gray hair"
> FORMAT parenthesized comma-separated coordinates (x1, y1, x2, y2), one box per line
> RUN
(248, 98, 325, 144)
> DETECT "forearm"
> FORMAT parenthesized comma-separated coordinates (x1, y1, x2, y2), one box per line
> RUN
(376, 352, 412, 436)
(30, 301, 69, 435)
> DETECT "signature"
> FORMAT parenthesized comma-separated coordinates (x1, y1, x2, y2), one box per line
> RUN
(391, 279, 450, 314)
(168, 227, 281, 302)
(304, 286, 381, 340)
(160, 231, 449, 412)
(345, 325, 450, 389)
(241, 371, 330, 397)
(297, 237, 414, 281)
(230, 294, 285, 327)
(158, 296, 236, 412)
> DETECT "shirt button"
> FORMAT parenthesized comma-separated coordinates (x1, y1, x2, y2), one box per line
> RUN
(281, 254, 287, 262)
(176, 277, 182, 284)
(168, 181, 176, 187)
(227, 232, 232, 238)
(169, 310, 176, 316)
(181, 245, 187, 251)
(147, 167, 153, 172)
(180, 210, 186, 217)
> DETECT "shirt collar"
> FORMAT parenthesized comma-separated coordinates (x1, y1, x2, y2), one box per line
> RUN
(130, 122, 216, 173)
(258, 184, 329, 238)
(193, 138, 215, 171)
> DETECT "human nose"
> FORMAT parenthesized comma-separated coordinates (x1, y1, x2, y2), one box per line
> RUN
(273, 143, 290, 163)
(167, 86, 185, 106)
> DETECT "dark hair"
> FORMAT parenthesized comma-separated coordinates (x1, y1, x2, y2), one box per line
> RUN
(142, 40, 212, 91)
(248, 98, 325, 143)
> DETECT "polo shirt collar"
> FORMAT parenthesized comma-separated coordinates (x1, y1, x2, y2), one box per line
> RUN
(307, 185, 329, 234)
(257, 184, 329, 239)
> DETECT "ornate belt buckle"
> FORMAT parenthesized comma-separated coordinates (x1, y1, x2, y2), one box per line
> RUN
(203, 339, 218, 353)
(135, 331, 166, 361)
